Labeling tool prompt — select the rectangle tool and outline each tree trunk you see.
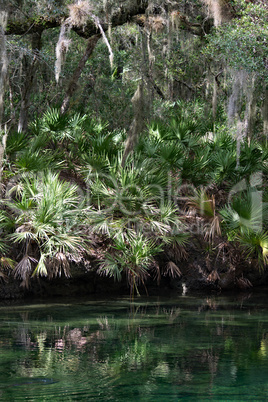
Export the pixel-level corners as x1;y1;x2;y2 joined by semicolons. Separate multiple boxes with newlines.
0;11;8;128
60;34;101;115
0;10;8;196
212;76;217;121
0;124;7;197
244;73;256;141
263;87;268;137
122;81;145;167
17;32;42;132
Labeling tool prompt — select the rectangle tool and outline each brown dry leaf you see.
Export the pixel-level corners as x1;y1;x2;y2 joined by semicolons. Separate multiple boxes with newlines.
207;270;220;282
164;261;182;278
236;277;253;289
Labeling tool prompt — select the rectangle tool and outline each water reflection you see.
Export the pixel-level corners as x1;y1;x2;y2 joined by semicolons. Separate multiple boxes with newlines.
0;294;268;400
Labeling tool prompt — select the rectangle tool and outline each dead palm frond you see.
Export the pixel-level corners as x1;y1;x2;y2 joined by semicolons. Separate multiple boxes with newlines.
236;276;253;289
172;239;188;261
47;252;71;279
163;261;182;279
207;270;220;282
13;255;38;288
187;190;221;241
204;215;221;242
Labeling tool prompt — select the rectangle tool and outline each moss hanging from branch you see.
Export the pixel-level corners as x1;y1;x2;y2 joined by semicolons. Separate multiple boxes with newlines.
68;1;93;26
55;23;72;84
55;0;114;83
55;1;93;83
92;14;114;70
122;81;145;166
202;0;233;26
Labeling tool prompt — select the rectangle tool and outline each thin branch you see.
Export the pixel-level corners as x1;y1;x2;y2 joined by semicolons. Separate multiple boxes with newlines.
92;15;113;69
174;78;195;92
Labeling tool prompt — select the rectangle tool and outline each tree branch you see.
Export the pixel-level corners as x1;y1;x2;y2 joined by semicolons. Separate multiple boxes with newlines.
5;2;150;38
60;34;101;114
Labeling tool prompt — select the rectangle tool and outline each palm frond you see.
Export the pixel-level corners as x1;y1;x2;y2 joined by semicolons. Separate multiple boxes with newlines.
32;253;48;277
98;254;122;281
5;130;28;157
237;230;268;267
236;276;253;289
220;188;264;237
163;261;182;278
99;233;162;294
0;257;15;269
47;252;71;279
13;255;37;288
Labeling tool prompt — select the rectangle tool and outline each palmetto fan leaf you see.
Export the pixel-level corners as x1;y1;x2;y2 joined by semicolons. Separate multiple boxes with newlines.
91;133;121;157
238;141;264;177
220;189;264;237
209;132;236;152
156;142;183;171
81;151;111;178
43;233;84;254
67;113;87;137
0;210;15;233
187;189;215;219
32;252;48;277
30;132;50;153
99;232;163;295
168;117;200;142
136;136;161;158
31;108;89;144
210;149;237;185
236;230;268;267
180;153;211;186
147;202;182;233
39;107;69;136
187;190;221;241
5;130;28;157
163;232;189;262
7;172;85;286
98;253;123;281
163;261;182;279
15;151;57;172
0;239;8;255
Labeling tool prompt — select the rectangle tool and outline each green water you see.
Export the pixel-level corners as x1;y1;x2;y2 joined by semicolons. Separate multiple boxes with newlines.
0;293;268;401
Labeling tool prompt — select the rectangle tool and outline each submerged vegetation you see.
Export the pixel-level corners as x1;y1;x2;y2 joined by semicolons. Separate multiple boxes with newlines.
0;0;267;296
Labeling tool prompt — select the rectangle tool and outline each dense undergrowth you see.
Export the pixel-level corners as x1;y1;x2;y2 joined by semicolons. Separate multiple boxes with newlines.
0;102;267;294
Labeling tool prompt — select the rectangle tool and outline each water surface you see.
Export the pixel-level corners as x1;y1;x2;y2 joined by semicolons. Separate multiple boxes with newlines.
0;292;268;401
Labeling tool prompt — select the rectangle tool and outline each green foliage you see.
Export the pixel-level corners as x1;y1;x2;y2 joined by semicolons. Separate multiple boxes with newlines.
237;230;268;268
220;189;264;237
6;172;85;284
220;186;268;267
99;232;163;296
5;131;28;157
206;1;268;80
